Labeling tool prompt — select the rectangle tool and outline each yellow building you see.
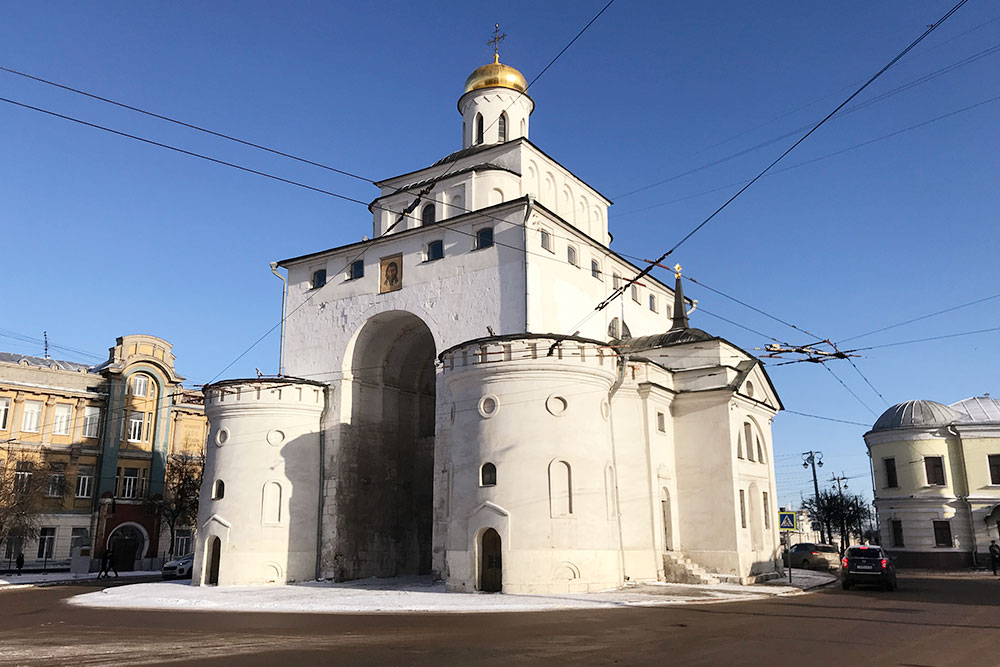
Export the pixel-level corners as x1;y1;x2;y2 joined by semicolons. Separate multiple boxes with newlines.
0;335;206;570
866;397;1000;569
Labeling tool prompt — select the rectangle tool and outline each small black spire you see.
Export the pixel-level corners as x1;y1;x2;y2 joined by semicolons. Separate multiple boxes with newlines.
671;264;689;330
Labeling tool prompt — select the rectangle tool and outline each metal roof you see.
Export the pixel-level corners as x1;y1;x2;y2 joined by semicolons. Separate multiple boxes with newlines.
871;400;964;432
0;351;93;372
950;396;1000;423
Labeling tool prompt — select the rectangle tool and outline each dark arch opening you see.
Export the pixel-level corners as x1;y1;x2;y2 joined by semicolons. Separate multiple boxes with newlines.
475;113;484;145
480;528;502;592
206;536;221;585
481;462;497;487
213;479;225;499
498;112;507;142
338;311;436;579
421;203;435;226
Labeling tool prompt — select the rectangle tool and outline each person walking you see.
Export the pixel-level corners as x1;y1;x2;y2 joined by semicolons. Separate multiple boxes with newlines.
15;552;24;576
989;540;1000;576
98;548;118;579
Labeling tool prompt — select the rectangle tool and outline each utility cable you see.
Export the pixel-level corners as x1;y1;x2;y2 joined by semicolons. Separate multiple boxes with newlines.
836;292;1000;345
592;0;970;319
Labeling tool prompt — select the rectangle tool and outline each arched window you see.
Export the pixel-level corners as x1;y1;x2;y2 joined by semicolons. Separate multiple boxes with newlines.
481;462;497;487
498;112;507;142
549;460;573;517
744;422;755;461
567;246;578;266
591;260;601;279
608;318;620;339
213;480;225;500
475;113;484;145
421;203;435;226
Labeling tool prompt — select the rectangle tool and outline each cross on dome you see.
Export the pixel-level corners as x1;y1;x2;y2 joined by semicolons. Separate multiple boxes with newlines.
488;23;506;64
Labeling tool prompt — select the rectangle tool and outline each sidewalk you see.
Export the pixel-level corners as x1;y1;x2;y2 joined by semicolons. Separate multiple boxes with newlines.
0;570;155;589
67;571;839;614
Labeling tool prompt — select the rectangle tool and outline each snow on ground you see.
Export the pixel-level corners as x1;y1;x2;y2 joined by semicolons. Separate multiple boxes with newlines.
0;570;153;589
67;572;837;614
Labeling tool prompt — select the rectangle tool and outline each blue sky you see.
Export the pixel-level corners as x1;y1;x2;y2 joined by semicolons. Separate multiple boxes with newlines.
2;1;997;507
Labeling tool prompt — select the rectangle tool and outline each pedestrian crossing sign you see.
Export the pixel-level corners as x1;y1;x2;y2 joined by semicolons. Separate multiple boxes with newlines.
778;511;797;532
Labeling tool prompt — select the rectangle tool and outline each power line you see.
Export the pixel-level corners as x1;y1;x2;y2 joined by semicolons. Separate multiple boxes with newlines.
590;0;969;319
780;410;871;428
850;326;1000;352
836;292;1000;345
0;329;104;361
824;364;877;417
612;35;996;201
614;85;999;222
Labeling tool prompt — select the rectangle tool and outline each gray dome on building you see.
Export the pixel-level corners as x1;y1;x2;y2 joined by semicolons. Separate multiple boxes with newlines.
949;396;1000;423
619;328;716;352
871;400;963;432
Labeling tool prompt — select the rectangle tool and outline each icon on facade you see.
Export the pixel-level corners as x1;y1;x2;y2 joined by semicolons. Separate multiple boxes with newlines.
380;254;402;294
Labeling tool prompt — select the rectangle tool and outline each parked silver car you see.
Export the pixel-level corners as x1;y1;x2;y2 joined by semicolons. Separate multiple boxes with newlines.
784;543;840;570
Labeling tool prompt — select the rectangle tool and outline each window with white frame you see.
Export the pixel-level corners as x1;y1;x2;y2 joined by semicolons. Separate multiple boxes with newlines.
0;397;9;430
128;412;144;442
36;527;56;559
988;454;1000;485
121;467;139;499
174;528;193;556
131;375;149;397
46;473;65;497
567;245;578;266
76;466;93;498
631;284;639;303
348;260;364;280
591;259;601;279
22;401;42;433
14;461;33;493
649;294;658;313
82;407;100;438
52;404;72;436
540;229;553;252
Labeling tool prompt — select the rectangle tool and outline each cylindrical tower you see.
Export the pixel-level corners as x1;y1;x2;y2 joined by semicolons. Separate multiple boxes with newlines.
193;378;326;586
458;56;534;149
441;335;620;594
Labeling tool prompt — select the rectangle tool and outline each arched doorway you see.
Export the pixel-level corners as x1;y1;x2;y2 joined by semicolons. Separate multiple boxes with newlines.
339;311;436;579
107;524;145;572
206;536;221;585
661;487;673;551
479;528;502;592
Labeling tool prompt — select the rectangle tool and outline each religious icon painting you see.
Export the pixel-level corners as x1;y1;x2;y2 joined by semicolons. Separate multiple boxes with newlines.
379;254;403;294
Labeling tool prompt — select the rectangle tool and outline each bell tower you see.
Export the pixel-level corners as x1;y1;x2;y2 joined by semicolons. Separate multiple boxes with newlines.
458;25;534;149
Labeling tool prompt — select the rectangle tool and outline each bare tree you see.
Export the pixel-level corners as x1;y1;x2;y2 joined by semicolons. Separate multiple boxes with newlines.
802;490;873;553
147;454;204;558
0;447;62;562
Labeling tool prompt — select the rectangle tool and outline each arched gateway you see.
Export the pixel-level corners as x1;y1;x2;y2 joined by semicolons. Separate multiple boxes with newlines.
336;310;436;579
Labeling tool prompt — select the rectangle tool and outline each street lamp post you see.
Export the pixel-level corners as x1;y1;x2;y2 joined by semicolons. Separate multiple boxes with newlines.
802;451;826;543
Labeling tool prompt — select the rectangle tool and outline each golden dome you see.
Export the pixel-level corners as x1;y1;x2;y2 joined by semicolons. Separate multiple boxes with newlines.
463;55;528;94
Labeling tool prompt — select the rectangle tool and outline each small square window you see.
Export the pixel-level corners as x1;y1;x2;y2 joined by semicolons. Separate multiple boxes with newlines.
426;240;444;262
311;269;327;289
475;227;494;250
989;454;1000;485
933;520;952;547
540;229;553;252
925;456;945;486
349;260;364;280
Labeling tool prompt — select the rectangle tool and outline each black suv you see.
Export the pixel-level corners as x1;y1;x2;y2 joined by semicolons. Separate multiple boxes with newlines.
841;545;897;591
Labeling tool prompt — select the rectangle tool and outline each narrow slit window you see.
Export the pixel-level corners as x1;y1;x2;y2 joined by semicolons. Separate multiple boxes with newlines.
475;113;484;145
567;246;578;266
591;260;601;279
498;112;507;142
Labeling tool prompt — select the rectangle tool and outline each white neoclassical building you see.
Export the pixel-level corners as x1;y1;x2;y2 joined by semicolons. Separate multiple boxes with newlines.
866;396;1000;569
194;55;784;592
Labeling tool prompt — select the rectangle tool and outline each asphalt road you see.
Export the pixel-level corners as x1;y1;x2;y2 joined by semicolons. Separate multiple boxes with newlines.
1;573;999;666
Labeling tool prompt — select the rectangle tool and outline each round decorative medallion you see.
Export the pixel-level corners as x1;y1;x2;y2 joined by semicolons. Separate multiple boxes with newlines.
600;400;611;421
478;395;499;418
215;428;230;446
546;394;568;416
746;381;755;398
266;429;285;447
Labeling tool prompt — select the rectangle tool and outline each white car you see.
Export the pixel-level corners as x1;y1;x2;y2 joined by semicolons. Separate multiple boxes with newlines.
161;553;194;579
